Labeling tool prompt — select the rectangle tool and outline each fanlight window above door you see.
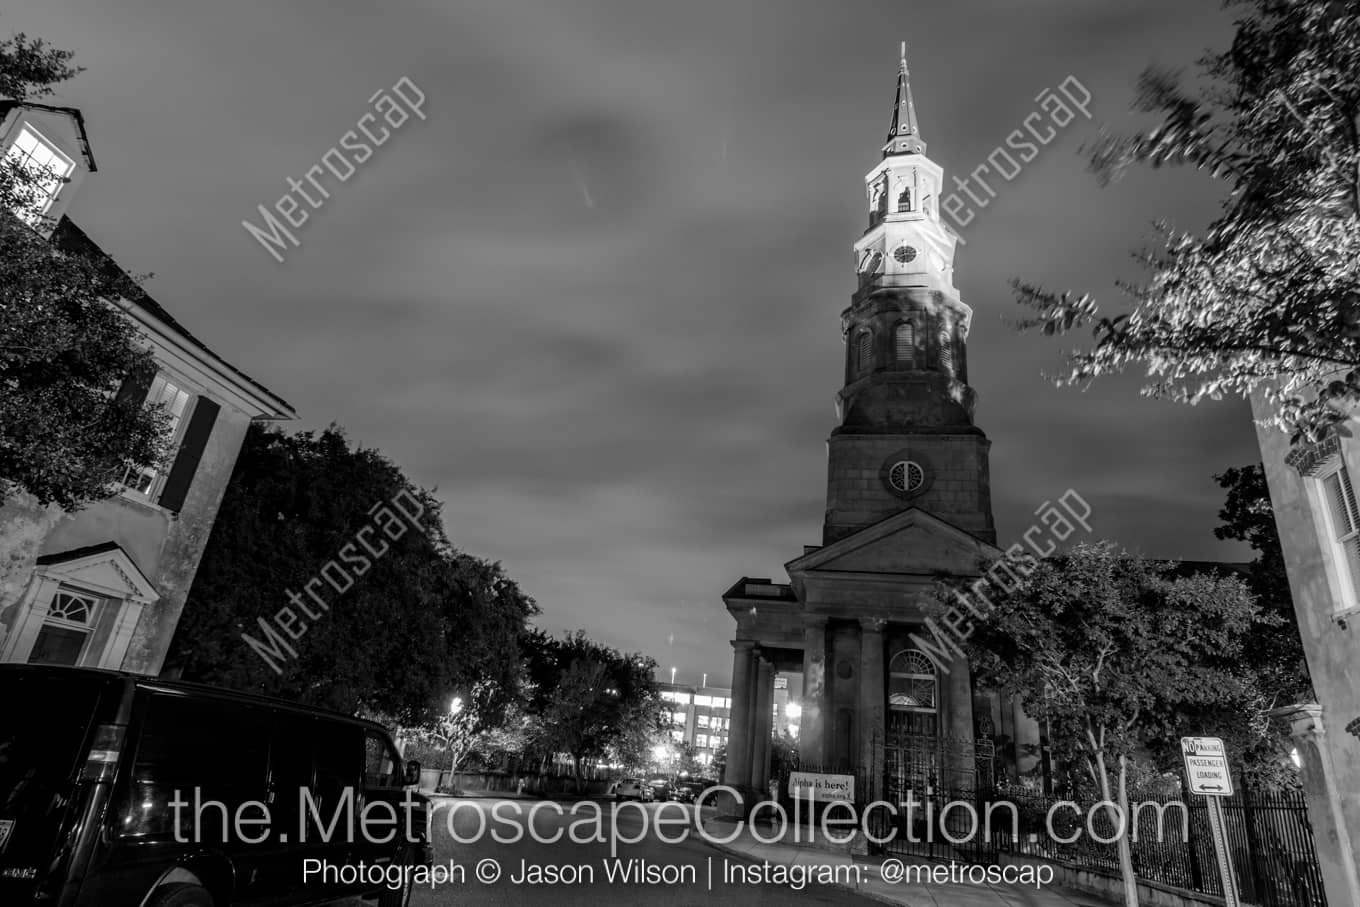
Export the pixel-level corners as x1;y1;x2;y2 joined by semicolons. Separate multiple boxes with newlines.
888;649;937;712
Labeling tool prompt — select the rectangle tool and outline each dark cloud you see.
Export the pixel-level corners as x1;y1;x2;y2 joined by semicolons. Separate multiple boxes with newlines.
7;0;1258;688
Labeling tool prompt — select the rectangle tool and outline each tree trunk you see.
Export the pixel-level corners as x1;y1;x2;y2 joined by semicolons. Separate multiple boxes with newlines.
1093;749;1140;907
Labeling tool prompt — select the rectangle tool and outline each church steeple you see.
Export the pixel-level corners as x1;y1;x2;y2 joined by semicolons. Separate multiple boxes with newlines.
825;44;995;547
883;42;926;157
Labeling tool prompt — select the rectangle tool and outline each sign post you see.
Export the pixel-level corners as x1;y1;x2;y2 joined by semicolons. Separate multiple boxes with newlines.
1181;736;1240;907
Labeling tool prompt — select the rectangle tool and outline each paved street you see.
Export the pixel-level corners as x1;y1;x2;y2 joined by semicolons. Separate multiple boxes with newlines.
401;797;876;906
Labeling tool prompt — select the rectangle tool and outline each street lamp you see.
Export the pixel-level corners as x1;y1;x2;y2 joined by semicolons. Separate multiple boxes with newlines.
447;696;466;787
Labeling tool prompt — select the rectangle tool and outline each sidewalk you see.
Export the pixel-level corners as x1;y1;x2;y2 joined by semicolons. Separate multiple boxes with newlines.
700;817;1119;907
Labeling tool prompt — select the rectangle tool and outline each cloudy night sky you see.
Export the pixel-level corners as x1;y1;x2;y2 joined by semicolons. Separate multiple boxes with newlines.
4;1;1261;688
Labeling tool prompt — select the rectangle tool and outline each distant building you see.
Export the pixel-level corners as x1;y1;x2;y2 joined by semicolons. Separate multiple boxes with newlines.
1251;402;1360;904
656;681;733;769
0;101;296;674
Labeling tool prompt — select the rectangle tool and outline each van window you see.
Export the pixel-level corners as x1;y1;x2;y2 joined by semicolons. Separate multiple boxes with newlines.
121;693;268;839
311;721;360;819
364;730;401;788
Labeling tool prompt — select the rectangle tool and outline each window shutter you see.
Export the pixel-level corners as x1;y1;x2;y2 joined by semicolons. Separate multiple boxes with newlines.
1324;472;1356;537
938;330;954;375
895;323;915;365
857;331;873;373
157;398;219;513
1339;466;1360;528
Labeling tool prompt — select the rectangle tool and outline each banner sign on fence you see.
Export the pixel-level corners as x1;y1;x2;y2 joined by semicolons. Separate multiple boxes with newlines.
789;771;854;802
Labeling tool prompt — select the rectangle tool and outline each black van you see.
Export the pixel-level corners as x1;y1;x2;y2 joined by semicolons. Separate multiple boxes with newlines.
0;665;432;906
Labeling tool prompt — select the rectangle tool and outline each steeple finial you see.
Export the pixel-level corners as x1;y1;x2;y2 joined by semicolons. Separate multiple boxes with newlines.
884;42;925;157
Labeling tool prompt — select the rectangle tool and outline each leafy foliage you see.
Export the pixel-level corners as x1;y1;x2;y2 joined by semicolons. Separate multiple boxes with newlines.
519;629;666;782
166;424;536;725
1213;464;1313;708
1013;0;1360;446
0;30;165;509
964;542;1273;906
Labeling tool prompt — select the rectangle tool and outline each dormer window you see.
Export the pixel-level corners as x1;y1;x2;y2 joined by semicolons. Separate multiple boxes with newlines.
3;125;75;225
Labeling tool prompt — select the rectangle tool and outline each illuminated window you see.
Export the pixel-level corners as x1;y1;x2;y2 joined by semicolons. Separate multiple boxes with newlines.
124;375;192;497
4;125;75;225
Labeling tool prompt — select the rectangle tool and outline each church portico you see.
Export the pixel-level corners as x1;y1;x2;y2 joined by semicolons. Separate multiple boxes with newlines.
720;44;1008;803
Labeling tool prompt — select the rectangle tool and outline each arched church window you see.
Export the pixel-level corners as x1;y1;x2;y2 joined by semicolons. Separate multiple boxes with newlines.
897;186;912;212
895;322;915;366
856;329;874;374
888;650;937;712
938;325;954;376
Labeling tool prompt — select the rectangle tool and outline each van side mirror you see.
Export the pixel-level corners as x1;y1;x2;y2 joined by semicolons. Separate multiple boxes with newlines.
404;760;421;786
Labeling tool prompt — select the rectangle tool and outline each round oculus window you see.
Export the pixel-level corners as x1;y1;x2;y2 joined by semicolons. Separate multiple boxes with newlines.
893;245;918;264
889;460;925;494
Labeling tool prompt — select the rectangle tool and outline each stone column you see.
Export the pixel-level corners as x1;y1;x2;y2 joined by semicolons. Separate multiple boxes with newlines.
941;651;974;791
724;640;755;789
751;656;775;789
1272;704;1360;906
859;619;886;801
800;617;828;766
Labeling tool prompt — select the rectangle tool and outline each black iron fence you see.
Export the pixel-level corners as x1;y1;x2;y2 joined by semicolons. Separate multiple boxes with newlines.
988;786;1327;907
771;765;1326;907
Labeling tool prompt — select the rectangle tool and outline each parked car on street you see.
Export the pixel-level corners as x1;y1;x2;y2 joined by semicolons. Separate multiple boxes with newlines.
0;665;430;907
669;781;699;803
645;776;673;801
614;777;653;801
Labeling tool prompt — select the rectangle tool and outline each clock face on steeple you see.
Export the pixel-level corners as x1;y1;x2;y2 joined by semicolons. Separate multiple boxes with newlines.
859;251;884;275
892;245;917;264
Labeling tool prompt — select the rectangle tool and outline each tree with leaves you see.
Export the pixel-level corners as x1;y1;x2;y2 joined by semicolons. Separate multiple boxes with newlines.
166;424;536;726
964;542;1269;907
520;629;666;788
1;30;166;509
1214;465;1313;704
1014;0;1360;447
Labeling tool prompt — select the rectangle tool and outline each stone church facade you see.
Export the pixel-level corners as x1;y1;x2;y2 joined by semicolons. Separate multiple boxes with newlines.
720;47;1039;800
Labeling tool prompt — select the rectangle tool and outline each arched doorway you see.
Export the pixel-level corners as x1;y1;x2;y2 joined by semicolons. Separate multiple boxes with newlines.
884;649;940;799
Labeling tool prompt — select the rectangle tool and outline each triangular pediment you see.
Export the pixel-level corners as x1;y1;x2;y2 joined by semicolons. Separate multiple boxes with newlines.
786;508;999;579
35;543;158;602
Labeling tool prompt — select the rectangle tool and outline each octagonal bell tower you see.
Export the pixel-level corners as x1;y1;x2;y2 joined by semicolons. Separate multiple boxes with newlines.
825;44;995;545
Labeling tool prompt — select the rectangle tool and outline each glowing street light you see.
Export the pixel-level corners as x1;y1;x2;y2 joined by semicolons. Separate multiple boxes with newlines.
450;696;464;715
